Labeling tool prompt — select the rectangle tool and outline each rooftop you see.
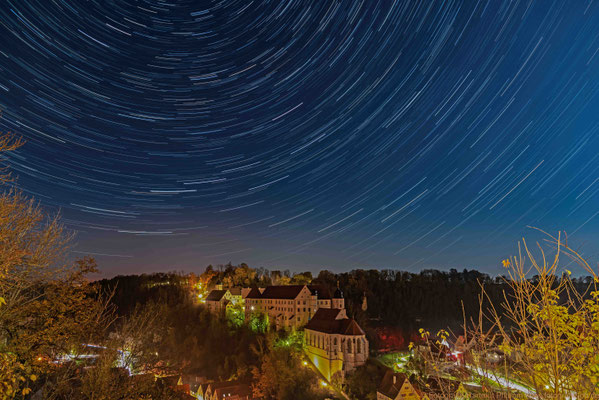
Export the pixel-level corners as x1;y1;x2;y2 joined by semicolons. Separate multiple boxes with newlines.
205;289;228;301
377;370;408;399
260;285;306;299
305;308;365;335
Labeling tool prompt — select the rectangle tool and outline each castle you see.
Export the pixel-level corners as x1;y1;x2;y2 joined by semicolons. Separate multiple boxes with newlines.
206;283;368;381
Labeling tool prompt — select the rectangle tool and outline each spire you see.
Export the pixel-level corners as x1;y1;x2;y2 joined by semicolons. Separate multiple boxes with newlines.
333;280;343;298
361;292;367;311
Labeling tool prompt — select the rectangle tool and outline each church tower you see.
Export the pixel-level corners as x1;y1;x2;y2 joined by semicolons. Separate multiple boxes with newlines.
332;281;344;309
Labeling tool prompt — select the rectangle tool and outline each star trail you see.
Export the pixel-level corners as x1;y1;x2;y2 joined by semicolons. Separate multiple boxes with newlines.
1;0;599;276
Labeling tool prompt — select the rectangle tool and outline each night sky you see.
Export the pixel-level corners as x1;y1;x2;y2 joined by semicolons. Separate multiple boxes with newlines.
1;1;599;277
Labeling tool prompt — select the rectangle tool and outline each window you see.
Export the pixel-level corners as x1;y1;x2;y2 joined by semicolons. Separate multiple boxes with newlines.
357;339;361;353
347;340;352;353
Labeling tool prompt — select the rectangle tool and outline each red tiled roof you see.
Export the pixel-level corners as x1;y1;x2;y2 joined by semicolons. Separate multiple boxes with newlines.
260;285;306;299
311;308;344;321
206;289;228;301
307;285;332;299
337;319;365;335
377;369;407;399
206;380;253;399
305;308;365;335
245;287;262;299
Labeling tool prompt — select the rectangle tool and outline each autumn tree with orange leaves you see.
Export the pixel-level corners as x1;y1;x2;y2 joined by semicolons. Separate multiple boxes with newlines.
0;129;111;399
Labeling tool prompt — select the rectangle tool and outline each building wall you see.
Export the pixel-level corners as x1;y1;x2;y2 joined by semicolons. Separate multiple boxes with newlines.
244;286;350;331
245;286;317;329
206;291;233;315
377;393;393;400
376;382;423;400
304;333;344;382
332;298;344;309
305;329;368;381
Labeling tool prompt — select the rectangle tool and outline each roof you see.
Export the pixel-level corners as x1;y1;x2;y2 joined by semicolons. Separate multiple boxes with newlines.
206;289;228;301
333;287;343;298
311;307;344;321
156;375;181;388
245;287;262;299
305;308;365;335
206;380;252;399
260;285;306;299
229;287;242;296
307;285;332;299
377;370;407;398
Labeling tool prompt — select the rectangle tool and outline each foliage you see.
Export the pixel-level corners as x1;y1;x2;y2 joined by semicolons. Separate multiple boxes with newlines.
96;272;192;317
0;354;36;400
251;343;323;400
248;312;269;334
226;303;246;329
344;359;387;400
484;231;599;398
0;132;111;399
416;230;599;399
45;353;190;400
274;330;305;352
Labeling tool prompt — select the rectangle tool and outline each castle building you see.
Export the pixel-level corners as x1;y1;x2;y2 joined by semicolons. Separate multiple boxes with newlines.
205;289;232;315
243;284;368;381
228;287;251;306
304;308;369;381
205;287;253;315
244;284;344;330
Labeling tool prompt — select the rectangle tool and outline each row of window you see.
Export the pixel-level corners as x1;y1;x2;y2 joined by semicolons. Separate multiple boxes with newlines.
306;333;363;353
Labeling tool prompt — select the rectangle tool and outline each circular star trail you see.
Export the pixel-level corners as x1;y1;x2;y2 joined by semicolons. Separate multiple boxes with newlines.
1;0;599;275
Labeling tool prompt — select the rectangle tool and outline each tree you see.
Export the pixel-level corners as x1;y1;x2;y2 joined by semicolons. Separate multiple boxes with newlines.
418;230;599;399
484;231;599;398
0;132;111;399
344;359;387;400
252;344;323;400
290;272;313;285
0;130;23;186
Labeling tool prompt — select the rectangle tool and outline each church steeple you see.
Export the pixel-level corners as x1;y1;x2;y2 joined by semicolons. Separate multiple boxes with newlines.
332;280;344;309
333;280;343;298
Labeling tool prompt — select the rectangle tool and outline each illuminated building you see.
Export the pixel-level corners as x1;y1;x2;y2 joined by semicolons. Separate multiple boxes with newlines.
198;380;253;400
377;370;430;400
244;284;344;330
304;308;368;382
205;289;232;315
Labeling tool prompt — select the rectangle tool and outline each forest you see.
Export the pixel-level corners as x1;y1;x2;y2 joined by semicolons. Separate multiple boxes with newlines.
99;264;596;349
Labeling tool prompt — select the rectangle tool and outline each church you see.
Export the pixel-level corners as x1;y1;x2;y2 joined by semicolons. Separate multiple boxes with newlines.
304;307;369;381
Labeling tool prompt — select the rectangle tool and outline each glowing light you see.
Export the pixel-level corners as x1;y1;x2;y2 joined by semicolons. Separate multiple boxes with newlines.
320;381;328;387
303;361;308;366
